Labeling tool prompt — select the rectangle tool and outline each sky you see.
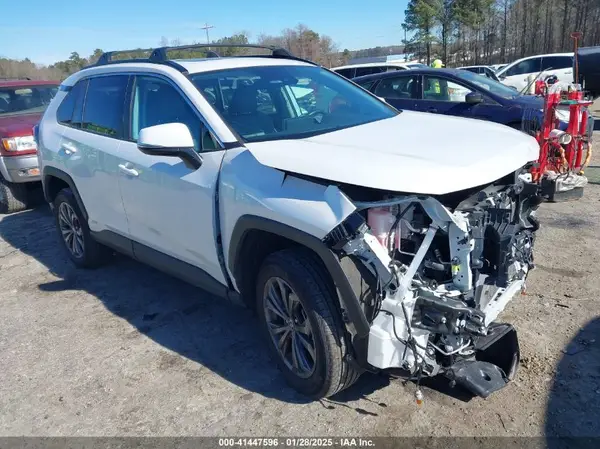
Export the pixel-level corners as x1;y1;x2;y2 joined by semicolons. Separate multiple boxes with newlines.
0;0;409;65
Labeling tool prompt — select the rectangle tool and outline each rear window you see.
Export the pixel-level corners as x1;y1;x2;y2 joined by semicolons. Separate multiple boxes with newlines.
0;85;58;117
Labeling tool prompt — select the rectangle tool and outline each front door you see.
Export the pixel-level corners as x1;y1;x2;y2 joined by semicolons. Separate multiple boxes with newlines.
117;74;227;286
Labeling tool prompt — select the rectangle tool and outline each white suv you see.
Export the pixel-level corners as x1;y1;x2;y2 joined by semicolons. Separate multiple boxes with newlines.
496;53;574;91
37;44;543;400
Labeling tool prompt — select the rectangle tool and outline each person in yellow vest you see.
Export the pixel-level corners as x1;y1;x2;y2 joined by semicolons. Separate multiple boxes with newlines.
429;59;444;95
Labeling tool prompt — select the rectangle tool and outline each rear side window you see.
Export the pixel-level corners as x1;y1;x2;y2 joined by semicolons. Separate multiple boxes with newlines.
374;75;420;99
541;56;573;71
355;66;387;77
57;81;87;126
82;75;129;138
335;68;355;79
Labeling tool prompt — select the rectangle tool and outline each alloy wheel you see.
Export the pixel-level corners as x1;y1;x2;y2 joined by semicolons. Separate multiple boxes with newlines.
58;202;84;258
263;277;317;378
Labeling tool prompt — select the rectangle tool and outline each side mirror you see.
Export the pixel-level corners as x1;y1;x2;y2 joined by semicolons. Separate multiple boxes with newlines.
466;92;484;104
137;123;202;170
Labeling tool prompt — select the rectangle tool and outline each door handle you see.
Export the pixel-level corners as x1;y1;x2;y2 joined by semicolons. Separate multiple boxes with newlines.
427;107;438;113
118;163;139;177
60;142;77;156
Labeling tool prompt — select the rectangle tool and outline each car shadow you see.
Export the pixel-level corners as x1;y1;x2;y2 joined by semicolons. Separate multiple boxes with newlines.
545;317;600;448
0;207;388;404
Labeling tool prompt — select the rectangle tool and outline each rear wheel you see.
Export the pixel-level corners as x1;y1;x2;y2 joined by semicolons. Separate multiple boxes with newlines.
53;188;111;268
256;248;361;398
0;175;28;214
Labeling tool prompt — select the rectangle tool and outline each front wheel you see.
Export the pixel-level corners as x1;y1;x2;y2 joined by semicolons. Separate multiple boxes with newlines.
256;248;361;398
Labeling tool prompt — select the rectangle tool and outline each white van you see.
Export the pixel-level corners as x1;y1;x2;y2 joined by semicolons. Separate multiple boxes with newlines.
332;61;428;79
496;53;574;91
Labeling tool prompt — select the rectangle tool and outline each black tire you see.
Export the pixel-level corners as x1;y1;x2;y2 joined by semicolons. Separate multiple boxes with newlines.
53;188;111;268
256;248;361;398
0;175;28;214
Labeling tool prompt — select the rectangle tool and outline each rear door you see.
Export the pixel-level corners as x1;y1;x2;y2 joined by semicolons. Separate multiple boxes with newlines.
372;74;421;110
541;55;574;83
58;75;131;235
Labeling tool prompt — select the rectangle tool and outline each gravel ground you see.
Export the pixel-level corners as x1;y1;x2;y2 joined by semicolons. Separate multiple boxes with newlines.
0;135;599;438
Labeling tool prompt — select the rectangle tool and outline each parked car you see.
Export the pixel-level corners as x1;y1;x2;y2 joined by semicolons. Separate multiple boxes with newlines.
0;78;59;213
38;45;542;400
458;65;500;81
331;61;427;79
495;53;573;91
353;68;568;132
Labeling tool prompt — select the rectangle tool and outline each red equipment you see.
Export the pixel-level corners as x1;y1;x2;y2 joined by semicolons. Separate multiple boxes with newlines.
530;82;592;201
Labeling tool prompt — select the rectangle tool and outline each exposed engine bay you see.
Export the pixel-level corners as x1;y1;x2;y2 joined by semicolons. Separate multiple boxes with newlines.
324;169;542;397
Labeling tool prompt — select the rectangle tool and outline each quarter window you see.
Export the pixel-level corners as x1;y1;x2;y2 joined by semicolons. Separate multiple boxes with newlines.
82;75;129;138
57;81;87;126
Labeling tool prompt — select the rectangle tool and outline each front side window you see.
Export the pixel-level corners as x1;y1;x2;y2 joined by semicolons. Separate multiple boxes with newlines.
506;58;542;76
0;85;58;117
131;76;216;151
82;75;129;138
374;75;420;99
190;65;397;143
455;70;517;99
423;76;473;102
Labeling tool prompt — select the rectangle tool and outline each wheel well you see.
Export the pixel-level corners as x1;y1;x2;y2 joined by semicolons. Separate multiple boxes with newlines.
45;175;70;203
233;229;330;309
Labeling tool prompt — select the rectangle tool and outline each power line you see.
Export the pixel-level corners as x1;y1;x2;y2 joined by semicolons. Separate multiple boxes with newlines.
200;23;215;44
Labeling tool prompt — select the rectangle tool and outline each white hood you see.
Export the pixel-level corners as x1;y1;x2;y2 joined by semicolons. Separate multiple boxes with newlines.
244;111;540;195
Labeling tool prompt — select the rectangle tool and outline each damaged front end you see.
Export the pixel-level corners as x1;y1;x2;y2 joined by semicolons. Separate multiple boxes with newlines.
324;170;542;398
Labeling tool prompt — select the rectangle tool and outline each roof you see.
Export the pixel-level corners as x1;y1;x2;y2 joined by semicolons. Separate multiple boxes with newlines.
332;61;412;70
352;67;461;83
174;56;312;74
0;80;60;88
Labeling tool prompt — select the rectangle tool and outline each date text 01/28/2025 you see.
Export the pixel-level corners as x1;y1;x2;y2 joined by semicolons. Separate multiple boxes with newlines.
218;438;376;447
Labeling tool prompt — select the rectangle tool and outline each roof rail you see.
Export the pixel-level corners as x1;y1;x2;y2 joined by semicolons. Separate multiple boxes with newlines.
92;44;315;72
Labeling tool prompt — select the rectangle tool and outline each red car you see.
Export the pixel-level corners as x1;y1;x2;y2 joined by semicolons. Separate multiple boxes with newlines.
0;78;59;213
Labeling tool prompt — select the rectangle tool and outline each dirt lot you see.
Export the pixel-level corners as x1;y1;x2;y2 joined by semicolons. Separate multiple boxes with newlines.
1;135;599;438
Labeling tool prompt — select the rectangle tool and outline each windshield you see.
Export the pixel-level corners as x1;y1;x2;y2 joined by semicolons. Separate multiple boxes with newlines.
190;65;397;143
406;63;428;69
455;70;518;99
0;85;58;117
